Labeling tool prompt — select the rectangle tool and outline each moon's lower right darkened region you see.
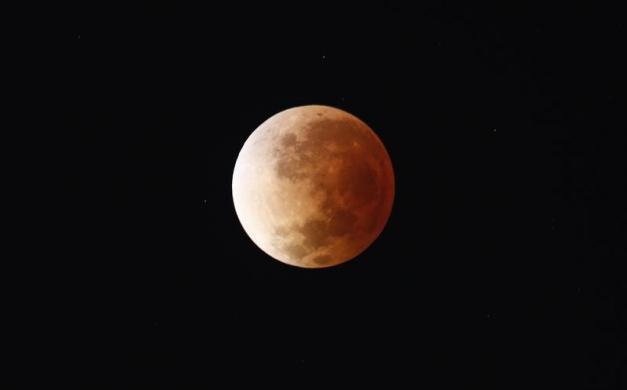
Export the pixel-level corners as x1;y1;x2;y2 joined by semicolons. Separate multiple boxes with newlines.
232;105;395;268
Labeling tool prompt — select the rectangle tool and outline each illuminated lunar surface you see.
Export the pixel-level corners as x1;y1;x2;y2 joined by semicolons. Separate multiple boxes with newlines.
232;105;395;268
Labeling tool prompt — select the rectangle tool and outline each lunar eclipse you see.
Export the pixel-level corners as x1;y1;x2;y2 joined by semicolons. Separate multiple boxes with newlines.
232;105;395;268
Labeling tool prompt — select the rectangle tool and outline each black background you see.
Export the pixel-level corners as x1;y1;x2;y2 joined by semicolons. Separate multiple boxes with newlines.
57;3;625;387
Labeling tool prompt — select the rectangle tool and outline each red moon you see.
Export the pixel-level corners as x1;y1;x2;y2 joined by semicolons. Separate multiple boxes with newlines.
232;105;395;268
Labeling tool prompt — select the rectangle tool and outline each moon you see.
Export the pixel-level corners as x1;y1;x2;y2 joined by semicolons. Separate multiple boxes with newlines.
232;105;395;268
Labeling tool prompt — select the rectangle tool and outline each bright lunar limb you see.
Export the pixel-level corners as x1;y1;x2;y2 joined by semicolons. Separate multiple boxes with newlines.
232;105;395;268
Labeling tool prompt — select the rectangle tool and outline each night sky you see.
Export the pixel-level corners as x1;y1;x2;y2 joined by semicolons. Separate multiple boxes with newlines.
58;3;625;386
